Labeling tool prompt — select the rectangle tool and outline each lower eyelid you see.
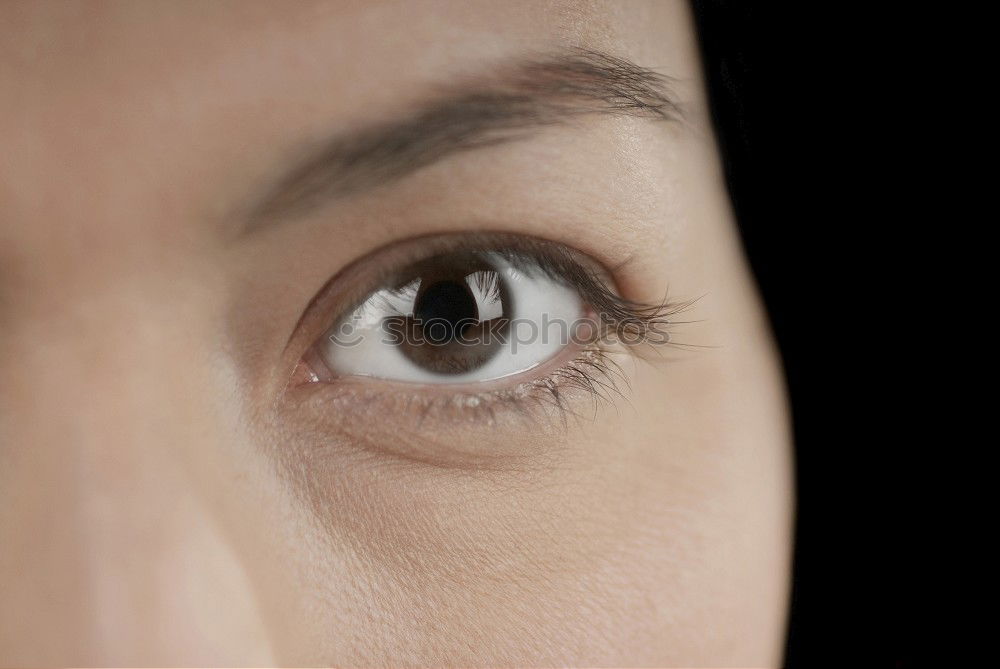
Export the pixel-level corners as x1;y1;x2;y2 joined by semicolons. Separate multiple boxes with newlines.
278;344;630;466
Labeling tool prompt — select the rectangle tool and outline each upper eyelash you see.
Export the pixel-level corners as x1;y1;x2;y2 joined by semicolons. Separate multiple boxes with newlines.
485;245;689;348
324;233;687;347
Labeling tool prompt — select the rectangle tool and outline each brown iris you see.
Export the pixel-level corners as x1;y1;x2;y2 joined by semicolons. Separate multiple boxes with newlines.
382;253;513;375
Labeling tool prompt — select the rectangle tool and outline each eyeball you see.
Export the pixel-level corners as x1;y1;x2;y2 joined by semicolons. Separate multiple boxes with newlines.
317;251;583;384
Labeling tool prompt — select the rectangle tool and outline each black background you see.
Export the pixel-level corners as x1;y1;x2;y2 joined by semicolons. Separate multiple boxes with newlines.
690;3;903;665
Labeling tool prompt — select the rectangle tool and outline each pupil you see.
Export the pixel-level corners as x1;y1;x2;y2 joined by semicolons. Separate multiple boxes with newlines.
390;254;513;376
414;280;478;342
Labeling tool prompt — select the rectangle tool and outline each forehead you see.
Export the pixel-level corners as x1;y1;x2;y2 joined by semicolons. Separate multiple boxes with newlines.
0;1;690;121
0;1;627;96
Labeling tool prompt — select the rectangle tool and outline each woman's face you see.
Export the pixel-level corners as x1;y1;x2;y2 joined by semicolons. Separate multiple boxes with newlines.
0;1;792;665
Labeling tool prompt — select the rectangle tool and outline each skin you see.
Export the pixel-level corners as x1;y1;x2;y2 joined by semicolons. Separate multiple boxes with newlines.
0;1;792;666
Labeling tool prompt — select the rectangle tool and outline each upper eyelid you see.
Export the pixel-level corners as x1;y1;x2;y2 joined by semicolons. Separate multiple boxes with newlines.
282;231;620;352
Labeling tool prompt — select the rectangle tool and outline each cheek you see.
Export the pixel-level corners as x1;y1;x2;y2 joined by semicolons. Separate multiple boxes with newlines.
254;419;713;665
250;344;789;665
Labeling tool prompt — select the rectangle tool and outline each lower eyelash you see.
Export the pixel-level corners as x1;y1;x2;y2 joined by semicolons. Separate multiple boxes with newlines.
476;294;702;425
286;347;626;446
293;342;641;433
434;345;632;425
291;293;698;422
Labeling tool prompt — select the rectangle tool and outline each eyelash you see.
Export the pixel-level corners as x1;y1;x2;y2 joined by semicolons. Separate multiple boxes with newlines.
283;232;695;427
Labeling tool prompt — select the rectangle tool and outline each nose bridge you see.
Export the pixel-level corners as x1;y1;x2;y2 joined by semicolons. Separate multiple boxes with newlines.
1;275;167;440
0;284;178;655
0;268;269;663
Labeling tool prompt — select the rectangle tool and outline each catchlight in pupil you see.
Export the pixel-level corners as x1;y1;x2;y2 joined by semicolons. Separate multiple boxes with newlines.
397;261;513;375
413;280;478;342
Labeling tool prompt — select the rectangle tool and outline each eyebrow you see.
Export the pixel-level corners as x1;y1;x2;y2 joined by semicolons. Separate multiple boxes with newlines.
245;48;680;225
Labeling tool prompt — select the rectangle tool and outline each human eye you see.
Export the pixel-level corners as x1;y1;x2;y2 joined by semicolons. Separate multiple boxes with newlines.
314;247;584;385
285;232;682;428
